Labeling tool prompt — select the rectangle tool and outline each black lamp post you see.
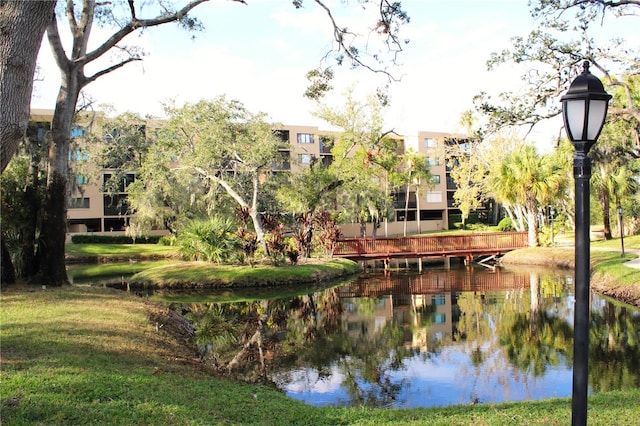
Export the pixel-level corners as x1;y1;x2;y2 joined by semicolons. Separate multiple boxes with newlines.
560;61;611;426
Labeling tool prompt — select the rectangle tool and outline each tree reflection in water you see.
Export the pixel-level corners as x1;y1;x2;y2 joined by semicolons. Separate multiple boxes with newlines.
173;266;640;408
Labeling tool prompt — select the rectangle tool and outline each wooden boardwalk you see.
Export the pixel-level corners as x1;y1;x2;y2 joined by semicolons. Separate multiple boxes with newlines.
333;232;529;261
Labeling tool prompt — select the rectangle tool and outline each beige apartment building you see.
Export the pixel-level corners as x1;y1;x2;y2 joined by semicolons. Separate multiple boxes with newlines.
28;110;470;240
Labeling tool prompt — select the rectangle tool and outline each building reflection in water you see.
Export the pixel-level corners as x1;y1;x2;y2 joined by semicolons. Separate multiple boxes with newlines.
176;266;639;408
337;267;531;355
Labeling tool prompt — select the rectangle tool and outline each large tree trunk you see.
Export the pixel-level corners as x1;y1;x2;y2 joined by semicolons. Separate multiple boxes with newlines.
249;208;268;254
38;77;81;286
1;234;16;284
20;182;40;278
297;211;313;258
20;138;44;278
491;200;500;226
0;1;55;172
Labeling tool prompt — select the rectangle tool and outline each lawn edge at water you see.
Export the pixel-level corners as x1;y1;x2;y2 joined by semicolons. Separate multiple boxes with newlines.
128;258;363;290
501;235;640;308
2;284;640;425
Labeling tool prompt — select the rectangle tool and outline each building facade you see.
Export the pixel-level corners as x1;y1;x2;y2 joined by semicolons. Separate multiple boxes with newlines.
28;110;471;240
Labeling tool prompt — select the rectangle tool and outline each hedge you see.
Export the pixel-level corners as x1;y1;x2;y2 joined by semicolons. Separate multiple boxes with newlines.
70;234;162;244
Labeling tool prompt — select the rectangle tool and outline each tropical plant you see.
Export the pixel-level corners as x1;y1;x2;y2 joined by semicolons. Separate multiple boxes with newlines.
399;148;432;235
176;217;241;263
486;144;565;247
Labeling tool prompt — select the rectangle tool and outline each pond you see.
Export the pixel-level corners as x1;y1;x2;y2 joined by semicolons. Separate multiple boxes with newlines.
154;266;640;408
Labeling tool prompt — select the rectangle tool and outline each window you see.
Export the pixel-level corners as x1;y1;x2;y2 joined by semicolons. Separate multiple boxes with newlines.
69;150;89;161
297;133;314;144
424;138;436;148
103;194;129;216
431;175;441;184
427;156;440;166
274;129;290;143
69;197;90;209
446;176;457;189
298;154;313;164
70;126;84;138
420;210;443;220
396;210;416;222
319;135;334;153
76;175;88;185
432;295;446;305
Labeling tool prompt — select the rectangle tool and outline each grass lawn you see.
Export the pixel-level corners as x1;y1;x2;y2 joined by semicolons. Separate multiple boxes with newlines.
65;243;177;258
2;285;639;425
67;260;175;282
129;258;362;289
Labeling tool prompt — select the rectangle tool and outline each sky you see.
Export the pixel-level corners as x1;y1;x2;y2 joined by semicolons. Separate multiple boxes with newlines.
31;0;637;152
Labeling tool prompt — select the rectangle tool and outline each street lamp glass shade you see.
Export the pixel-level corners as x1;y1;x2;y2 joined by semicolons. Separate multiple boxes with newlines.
560;62;612;143
565;99;586;140
587;100;608;140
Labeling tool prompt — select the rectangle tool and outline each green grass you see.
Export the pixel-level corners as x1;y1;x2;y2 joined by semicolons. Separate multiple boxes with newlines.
502;244;639;284
2;285;639;425
592;251;640;287
130;258;362;289
67;260;175;282
65;243;177;257
592;234;640;250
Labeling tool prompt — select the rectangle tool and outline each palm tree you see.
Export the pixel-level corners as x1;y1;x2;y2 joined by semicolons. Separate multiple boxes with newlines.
400;148;432;236
611;166;639;240
487;145;563;247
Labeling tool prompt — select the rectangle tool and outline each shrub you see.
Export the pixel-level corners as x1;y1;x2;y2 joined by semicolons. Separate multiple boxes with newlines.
176;217;241;263
265;225;286;266
449;214;462;229
285;237;299;265
70;234;162;244
236;227;258;265
497;217;515;232
467;223;490;231
158;235;176;246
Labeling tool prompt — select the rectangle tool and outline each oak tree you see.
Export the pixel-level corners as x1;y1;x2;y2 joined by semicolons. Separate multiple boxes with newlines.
28;0;410;285
0;1;56;173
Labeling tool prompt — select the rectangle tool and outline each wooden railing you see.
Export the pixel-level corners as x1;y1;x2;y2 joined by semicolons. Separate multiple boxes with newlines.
338;269;531;298
333;232;528;260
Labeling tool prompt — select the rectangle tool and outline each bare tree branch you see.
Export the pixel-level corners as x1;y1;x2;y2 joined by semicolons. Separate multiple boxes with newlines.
85;57;142;85
81;0;212;66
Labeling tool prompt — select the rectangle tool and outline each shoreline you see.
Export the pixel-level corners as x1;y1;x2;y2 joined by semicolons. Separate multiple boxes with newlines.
501;246;640;308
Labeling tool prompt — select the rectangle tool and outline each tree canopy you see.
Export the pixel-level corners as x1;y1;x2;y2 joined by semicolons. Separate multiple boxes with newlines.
3;0;411;285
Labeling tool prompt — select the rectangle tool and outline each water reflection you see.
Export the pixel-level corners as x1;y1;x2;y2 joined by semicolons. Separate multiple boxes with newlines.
171;266;640;408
